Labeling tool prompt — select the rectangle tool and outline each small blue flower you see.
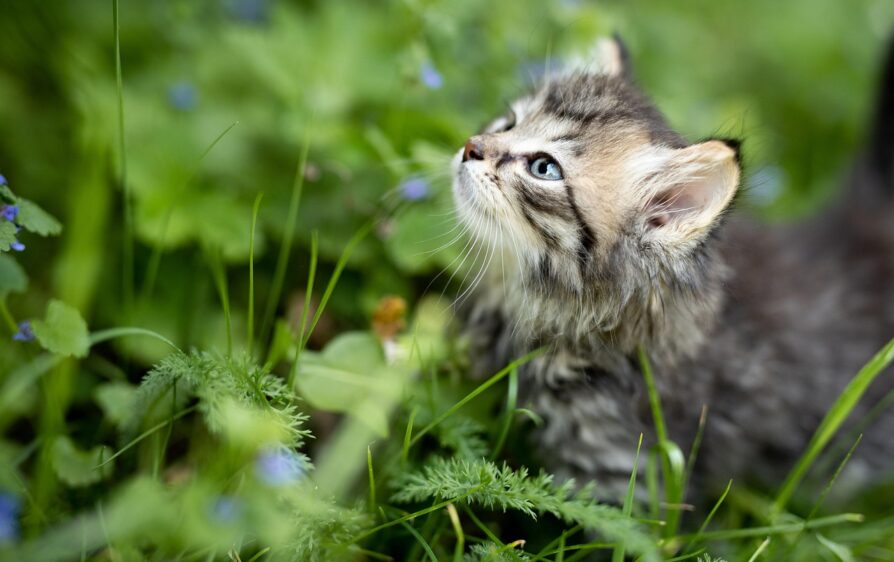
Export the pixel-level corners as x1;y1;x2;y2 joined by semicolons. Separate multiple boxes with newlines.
254;446;306;486
210;495;243;523
2;205;19;222
168;82;198;111
399;177;430;201
9;241;24;252
0;174;7;186
226;0;269;23
420;62;443;90
0;493;21;543
12;321;34;342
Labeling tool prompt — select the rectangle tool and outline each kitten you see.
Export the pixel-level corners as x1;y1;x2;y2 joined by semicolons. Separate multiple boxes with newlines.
453;37;894;498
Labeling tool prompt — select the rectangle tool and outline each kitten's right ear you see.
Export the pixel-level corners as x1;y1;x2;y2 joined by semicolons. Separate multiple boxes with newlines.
639;140;741;245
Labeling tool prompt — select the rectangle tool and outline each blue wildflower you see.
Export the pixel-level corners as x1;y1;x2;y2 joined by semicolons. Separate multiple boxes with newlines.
12;321;34;342
9;241;24;252
0;493;20;544
399;177;430;201
254;446;306;486
210;495;243;523
226;0;269;23
420;62;444;90
168;82;198;112
2;205;19;222
0;174;6;186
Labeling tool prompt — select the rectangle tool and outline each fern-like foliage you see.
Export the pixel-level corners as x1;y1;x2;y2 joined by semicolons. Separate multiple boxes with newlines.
697;556;728;562
435;416;490;459
464;542;531;561
125;350;310;448
392;457;659;561
284;488;370;562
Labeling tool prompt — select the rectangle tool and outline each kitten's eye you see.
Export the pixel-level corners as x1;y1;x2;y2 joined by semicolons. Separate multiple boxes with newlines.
528;155;563;181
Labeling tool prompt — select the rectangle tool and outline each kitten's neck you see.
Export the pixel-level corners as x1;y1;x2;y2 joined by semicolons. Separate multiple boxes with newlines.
479;246;729;364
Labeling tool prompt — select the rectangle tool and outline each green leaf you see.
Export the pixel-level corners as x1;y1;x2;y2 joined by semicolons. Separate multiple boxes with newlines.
51;436;113;487
32;300;90;358
94;382;138;428
0;221;16;252
16;199;62;236
0;184;14;203
297;331;407;436
0;253;28;297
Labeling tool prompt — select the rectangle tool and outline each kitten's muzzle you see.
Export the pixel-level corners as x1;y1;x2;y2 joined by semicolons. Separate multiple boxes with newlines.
462;138;485;162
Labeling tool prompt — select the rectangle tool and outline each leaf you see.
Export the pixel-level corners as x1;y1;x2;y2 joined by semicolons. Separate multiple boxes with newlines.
297;331;407;436
0;184;14;203
0;253;28;297
51;436;113;487
32;300;90;358
15;199;62;236
0;221;16;252
94;382;138;428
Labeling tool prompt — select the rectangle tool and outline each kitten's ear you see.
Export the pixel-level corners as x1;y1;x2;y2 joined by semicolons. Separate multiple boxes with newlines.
642;140;740;244
591;35;629;77
562;35;630;78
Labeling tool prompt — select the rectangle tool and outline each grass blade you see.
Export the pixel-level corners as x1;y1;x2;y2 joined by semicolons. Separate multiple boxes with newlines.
409;348;545;448
260;132;311;347
772;337;894;514
247;193;264;356
613;433;644;562
638;346;685;537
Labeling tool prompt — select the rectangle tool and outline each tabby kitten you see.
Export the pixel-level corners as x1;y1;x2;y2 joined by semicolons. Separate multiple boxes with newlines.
453;37;894;497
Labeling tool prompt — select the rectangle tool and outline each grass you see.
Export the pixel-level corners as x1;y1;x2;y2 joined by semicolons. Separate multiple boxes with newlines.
2;0;894;560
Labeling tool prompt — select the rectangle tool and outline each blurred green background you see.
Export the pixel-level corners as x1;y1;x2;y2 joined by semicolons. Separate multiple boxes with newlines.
2;0;894;559
2;0;893;359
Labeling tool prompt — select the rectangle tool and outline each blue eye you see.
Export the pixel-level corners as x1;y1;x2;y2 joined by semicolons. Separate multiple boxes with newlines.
529;156;563;181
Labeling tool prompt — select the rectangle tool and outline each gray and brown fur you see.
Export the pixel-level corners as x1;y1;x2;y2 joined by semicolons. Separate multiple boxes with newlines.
453;37;894;498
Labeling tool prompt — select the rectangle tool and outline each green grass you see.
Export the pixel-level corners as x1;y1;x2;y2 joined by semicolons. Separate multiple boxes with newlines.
1;0;894;560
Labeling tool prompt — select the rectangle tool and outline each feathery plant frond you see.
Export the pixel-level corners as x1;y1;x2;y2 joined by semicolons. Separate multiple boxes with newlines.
126;350;310;448
464;542;532;561
392;457;660;560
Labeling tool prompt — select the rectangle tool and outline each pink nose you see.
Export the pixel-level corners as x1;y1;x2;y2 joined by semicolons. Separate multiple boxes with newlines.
462;138;484;162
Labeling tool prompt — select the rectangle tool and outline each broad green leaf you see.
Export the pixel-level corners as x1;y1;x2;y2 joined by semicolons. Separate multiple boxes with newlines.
94;382;138;428
297;331;407;436
0;185;14;203
32;299;90;358
16;199;62;236
51;436;113;487
0;253;28;296
0;221;16;252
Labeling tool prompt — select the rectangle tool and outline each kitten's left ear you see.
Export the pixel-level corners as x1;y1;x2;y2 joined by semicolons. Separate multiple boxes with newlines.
591;35;630;78
641;140;741;244
562;35;630;79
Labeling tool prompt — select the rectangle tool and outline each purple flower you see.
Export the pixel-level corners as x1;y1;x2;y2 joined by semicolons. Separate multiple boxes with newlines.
168;82;198;111
254;446;306;486
420;62;443;90
400;177;430;201
210;495;243;523
9;241;24;252
1;205;17;222
0;174;6;186
12;321;34;342
0;493;20;543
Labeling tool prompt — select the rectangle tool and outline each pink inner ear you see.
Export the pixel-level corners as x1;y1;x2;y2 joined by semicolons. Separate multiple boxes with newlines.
645;174;717;229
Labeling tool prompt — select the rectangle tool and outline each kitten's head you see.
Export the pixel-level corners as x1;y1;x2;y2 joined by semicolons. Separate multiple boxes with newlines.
453;37;741;353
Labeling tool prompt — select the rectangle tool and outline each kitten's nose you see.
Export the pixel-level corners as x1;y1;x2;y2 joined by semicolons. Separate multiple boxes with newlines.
462;138;485;162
